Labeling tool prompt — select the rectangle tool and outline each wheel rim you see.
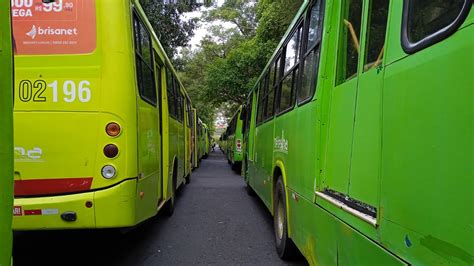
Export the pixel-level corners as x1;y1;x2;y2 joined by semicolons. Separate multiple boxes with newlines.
276;195;284;240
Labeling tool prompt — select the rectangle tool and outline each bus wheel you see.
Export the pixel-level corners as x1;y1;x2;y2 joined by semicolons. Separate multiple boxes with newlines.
274;177;297;260
165;169;177;217
185;173;191;184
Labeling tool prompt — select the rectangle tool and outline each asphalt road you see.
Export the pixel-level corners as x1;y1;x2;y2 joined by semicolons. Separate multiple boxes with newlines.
13;151;307;266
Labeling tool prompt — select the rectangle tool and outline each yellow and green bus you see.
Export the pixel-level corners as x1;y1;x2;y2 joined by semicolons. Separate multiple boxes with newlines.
225;106;243;171
190;107;199;169
12;0;192;230
196;118;209;162
204;123;210;157
244;0;473;264
218;131;227;154
0;2;14;264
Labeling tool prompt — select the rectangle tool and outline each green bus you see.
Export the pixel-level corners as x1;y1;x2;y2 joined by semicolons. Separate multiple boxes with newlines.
12;0;193;230
244;0;473;264
196;118;208;163
225;106;244;171
191;107;198;169
218;132;227;154
0;2;13;264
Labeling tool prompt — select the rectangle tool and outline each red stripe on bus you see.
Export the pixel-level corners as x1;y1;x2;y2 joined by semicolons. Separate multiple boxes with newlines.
14;178;93;196
24;210;42;216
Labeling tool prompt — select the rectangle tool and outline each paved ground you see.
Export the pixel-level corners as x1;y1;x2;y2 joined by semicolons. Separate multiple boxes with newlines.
13;151;307;266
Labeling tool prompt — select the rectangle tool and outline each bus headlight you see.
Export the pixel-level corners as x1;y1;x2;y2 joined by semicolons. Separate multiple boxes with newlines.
101;165;116;179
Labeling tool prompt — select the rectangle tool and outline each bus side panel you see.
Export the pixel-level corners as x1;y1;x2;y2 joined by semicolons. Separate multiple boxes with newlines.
234;116;243;163
185;120;191;176
168;118;180;185
252;121;275;211
287;189;406;266
227;134;234;162
380;25;474;265
135;98;161;223
0;3;14;261
178;120;185;182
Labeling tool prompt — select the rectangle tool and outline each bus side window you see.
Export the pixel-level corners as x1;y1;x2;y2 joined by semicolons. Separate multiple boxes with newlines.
298;0;324;103
265;55;281;120
154;51;163;102
173;78;181;122
179;91;185;122
257;79;265;124
364;0;389;71
133;12;156;106
187;99;193;128
166;69;176;118
279;23;302;113
402;0;469;53
336;0;363;85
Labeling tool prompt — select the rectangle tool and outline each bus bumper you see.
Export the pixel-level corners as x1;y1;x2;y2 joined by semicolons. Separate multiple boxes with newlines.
13;179;137;230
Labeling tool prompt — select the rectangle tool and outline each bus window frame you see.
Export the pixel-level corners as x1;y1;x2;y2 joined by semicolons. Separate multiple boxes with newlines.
401;0;472;54
154;50;164;134
132;10;157;107
176;88;184;124
166;68;178;120
277;19;304;117
261;52;283;124
297;0;325;107
186;98;193;129
256;75;267;126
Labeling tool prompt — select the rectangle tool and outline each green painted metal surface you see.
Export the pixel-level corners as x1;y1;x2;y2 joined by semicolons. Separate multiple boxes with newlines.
0;2;13;265
245;0;473;264
226;106;244;164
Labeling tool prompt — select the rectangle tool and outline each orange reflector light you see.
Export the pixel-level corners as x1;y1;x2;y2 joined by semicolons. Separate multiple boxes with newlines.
104;144;119;158
106;122;121;137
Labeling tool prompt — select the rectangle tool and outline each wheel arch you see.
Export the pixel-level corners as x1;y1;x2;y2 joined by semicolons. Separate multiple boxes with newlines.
168;156;178;196
273;160;293;237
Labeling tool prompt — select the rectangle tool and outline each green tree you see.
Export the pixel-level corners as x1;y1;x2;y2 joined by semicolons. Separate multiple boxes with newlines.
180;0;304;126
139;0;212;59
204;0;258;38
256;0;303;44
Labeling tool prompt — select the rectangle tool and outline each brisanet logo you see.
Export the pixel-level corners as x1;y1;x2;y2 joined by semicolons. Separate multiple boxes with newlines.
26;25;36;39
26;25;79;39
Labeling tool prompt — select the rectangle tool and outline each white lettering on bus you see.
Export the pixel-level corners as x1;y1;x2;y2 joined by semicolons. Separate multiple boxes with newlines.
11;8;33;17
48;80;92;103
38;27;78;36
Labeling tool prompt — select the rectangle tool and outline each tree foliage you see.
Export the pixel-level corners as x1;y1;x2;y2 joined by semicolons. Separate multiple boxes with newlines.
204;0;258;38
139;0;212;60
179;0;303;130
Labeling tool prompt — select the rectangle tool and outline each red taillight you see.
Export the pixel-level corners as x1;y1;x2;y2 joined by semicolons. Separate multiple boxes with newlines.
104;144;119;158
106;122;121;137
237;139;241;147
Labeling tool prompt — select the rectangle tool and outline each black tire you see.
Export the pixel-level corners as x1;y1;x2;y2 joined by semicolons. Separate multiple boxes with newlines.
274;177;298;260
232;162;241;173
185;173;191;184
165;167;177;217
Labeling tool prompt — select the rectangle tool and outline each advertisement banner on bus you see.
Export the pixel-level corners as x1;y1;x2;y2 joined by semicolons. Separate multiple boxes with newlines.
11;0;96;55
